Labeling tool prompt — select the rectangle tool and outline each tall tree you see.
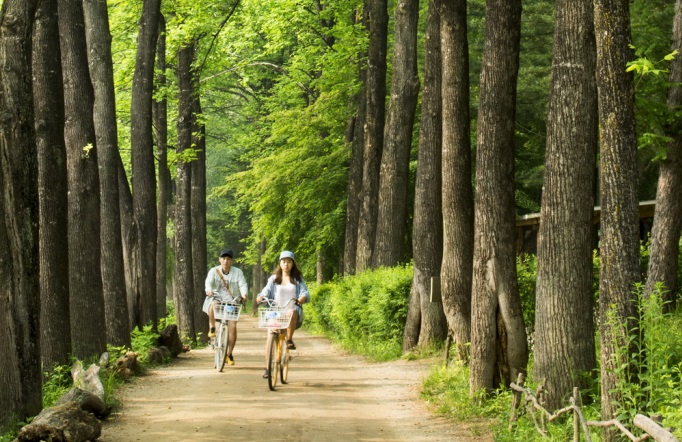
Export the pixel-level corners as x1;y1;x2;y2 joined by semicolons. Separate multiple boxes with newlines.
533;0;598;411
84;0;131;348
469;0;528;396
343;4;368;276
130;0;161;329
154;15;170;321
191;97;208;343
59;0;107;359
355;0;388;272
440;0;474;361
174;42;197;340
594;0;641;431
0;0;42;423
644;0;682;313
33;0;71;371
403;0;446;350
373;0;420;267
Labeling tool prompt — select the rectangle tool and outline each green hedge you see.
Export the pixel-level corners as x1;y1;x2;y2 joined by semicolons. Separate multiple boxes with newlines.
305;265;413;361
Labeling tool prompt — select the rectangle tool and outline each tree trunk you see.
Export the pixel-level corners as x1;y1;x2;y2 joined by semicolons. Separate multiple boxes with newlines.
533;0;598;411
343;70;365;276
644;0;682;313
594;0;640;432
174;43;197;341
405;0;446;350
469;0;527;397
440;0;473;361
0;0;42;423
118;156;139;331
191;97;207;344
59;0;107;360
154;15;170;322
373;0;420;268
131;0;161;329
33;0;71;372
355;0;388;272
84;0;131;348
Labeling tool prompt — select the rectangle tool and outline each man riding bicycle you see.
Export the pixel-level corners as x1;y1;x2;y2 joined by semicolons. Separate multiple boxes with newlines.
203;248;248;365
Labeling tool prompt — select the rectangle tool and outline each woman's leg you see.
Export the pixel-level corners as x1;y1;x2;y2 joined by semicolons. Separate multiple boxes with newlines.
286;310;299;343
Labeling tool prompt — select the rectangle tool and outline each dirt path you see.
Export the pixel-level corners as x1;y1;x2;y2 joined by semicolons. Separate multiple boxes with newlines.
99;316;492;441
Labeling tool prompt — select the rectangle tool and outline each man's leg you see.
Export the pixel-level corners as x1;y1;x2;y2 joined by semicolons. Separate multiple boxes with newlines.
227;320;237;355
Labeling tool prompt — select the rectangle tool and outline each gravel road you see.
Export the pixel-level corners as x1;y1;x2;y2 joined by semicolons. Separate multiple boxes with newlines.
99;315;492;441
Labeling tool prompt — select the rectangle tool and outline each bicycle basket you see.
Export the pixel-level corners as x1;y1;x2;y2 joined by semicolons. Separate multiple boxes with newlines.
214;302;242;321
258;307;292;329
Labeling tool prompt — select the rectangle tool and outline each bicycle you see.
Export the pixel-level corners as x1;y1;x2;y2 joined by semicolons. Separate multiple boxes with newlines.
257;298;298;391
211;298;243;372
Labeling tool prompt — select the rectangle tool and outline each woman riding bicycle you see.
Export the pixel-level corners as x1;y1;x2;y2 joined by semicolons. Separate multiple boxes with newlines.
256;250;310;378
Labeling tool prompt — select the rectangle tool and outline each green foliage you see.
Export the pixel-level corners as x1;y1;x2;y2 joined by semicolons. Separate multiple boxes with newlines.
305;265;413;361
607;285;682;434
517;254;538;333
42;364;73;408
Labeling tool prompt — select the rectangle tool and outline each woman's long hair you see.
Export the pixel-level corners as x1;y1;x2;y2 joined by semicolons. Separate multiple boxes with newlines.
273;260;303;284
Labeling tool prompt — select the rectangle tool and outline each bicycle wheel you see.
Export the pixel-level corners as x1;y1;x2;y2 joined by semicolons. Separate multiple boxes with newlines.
280;340;290;384
267;332;279;391
217;322;229;372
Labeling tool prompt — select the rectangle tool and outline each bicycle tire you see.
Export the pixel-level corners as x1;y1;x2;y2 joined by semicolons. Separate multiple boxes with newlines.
267;332;279;391
280;338;290;384
217;322;229;372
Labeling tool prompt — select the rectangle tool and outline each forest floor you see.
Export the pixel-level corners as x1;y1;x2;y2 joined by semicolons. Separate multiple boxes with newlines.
99;315;493;441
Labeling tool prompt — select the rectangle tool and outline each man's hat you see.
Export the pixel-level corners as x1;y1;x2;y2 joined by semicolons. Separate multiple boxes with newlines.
219;249;233;258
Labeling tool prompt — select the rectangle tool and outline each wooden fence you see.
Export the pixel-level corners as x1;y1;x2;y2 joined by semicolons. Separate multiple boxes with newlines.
509;373;679;442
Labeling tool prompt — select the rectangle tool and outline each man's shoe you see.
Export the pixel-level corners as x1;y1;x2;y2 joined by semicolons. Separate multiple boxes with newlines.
208;327;216;338
227;354;235;365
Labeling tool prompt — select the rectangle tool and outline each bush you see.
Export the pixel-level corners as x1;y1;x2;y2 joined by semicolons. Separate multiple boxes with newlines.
306;265;412;361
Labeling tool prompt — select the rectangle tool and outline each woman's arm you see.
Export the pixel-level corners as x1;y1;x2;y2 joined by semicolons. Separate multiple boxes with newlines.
257;276;276;302
297;279;310;304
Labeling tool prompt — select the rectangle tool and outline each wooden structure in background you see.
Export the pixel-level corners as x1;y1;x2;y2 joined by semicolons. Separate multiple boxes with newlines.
515;200;656;255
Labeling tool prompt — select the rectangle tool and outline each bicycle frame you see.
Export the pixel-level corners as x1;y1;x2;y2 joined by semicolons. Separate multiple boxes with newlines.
258;298;297;391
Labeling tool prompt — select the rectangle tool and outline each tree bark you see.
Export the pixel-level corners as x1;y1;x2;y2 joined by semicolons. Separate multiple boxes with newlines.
644;0;682;313
404;0;446;350
594;0;641;432
0;0;42;424
154;15;170;322
191;97;207;344
118;156;139;331
59;0;107;360
84;0;131;348
131;0;161;329
440;0;473;361
373;0;420;268
33;0;71;372
533;0;598;411
174;43;197;341
469;0;527;397
355;0;388;272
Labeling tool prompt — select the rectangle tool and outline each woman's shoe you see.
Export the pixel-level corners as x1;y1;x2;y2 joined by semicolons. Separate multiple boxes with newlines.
287;340;296;350
262;369;269;379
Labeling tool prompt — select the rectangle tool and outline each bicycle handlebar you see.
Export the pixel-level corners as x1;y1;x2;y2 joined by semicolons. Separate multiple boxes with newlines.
257;297;299;308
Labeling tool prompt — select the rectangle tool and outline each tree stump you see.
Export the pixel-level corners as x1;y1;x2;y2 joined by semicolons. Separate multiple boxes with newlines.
158;324;183;357
71;361;105;402
15;402;101;442
56;388;108;419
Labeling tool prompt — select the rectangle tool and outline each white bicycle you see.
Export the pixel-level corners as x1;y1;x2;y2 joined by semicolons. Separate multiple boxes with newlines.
212;299;243;372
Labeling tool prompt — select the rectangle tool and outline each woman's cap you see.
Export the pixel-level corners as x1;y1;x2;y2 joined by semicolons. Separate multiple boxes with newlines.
219;249;233;258
279;250;295;262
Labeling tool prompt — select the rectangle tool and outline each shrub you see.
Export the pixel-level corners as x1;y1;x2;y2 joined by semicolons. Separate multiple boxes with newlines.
306;265;412;361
